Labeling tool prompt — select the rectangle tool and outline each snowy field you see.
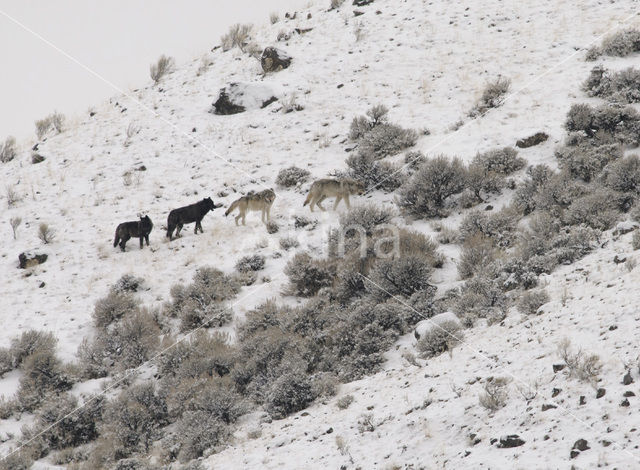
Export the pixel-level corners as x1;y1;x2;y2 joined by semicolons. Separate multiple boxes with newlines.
1;0;640;467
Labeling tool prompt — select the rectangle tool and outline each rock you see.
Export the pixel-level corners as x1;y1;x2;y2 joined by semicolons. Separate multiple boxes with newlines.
337;83;344;89
602;440;612;447
294;27;313;35
354;10;365;16
515;132;549;148
497;435;525;448
31;153;46;164
552;388;561;398
579;396;586;405
39;282;45;288
620;398;630;407
261;47;292;73
484;205;493;211
541;404;557;411
596;388;606;399
353;0;374;5
192;127;197;132
613;255;627;264
18;252;48;269
570;450;580;459
573;439;590;452
553;364;566;373
613;221;637;236
623;391;635;397
609;325;618;331
211;83;278;115
326;427;333;434
623;371;634;385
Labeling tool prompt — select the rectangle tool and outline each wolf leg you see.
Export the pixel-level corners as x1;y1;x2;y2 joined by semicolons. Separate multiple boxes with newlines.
333;195;342;210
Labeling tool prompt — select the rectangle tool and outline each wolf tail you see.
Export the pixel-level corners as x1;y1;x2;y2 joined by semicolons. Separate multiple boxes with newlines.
303;190;313;207
225;200;238;217
113;230;119;248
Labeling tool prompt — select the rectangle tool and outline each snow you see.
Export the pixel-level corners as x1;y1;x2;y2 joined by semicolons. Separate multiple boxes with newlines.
224;82;281;111
1;0;640;467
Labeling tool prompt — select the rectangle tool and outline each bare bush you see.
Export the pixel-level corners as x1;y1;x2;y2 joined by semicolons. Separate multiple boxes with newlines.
557;338;602;384
458;207;519;248
398;155;467;218
10;330;57;369
32;393;103;451
221;23;253;52
588;28;640;60
9;216;21;239
349;104;388;141
473;147;525;175
149;54;175;83
416;320;463;358
367;257;434;300
517;289;549;315
266;369;316;418
17;350;72;411
93;290;140;328
0;136;17;163
337;394;354;409
330;0;345;9
101;383;168;457
285;252;335;297
280;94;304;113
38;223;55;244
339;203;395;236
6;185;21;208
279;236;300;251
78;311;160;377
124;122;141;146
584;66;640;103
458;235;498;279
478;377;509;411
236;254;266;273
35;112;65;139
270;12;280;24
469;78;511;117
276;166;310;187
176;411;229;462
345;151;405;192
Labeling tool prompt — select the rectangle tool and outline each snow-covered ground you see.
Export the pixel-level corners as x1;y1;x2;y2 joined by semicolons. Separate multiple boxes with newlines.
1;0;640;467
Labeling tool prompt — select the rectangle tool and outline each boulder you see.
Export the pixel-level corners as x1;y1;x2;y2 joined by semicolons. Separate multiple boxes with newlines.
497;435;525;448
19;251;48;269
211;83;278;115
261;47;292;73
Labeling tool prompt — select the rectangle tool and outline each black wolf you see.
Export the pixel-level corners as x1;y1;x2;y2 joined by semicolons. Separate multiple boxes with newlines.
114;215;153;251
166;197;222;240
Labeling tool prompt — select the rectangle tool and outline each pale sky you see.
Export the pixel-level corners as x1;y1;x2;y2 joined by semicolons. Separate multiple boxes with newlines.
0;0;309;140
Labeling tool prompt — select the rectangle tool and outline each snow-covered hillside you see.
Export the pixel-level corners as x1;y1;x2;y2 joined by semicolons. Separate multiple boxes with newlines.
1;0;640;468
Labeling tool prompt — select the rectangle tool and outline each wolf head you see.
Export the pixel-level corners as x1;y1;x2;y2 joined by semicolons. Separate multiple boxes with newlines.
203;197;215;210
347;179;365;195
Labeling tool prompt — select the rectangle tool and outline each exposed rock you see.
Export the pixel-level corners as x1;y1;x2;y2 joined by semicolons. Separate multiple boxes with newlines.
552;388;561;398
261;47;292;73
516;132;549;148
613;221;637;236
596;388;606;399
570;450;580;459
623;391;635;397
620;398;630;407
553;364;565;373
31;153;46;164
18;252;48;269
613;255;627;264
579;396;586;405
497;435;525;448
541;404;557;411
573;439;590;452
353;0;374;5
623;370;634;385
354;10;365;16
211;83;279;115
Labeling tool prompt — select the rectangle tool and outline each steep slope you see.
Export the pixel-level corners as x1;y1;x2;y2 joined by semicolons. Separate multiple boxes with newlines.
0;0;639;467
